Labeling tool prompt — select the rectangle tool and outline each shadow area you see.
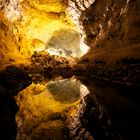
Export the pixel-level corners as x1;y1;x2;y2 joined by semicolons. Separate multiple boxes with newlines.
76;76;140;140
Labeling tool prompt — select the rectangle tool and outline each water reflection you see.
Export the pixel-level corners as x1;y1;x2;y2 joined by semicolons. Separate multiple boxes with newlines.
76;76;140;140
46;79;81;103
16;77;90;140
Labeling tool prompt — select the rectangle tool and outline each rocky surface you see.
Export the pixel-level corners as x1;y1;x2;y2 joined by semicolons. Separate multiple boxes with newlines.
75;61;140;88
21;50;140;87
0;0;79;76
0;0;140;140
27;51;73;82
79;0;140;63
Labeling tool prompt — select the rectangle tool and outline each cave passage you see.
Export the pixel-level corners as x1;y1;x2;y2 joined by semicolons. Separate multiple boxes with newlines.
46;29;87;58
0;0;140;140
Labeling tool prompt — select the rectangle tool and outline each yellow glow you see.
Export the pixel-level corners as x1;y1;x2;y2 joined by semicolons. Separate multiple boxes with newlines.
16;82;81;120
18;1;78;55
0;0;87;68
0;0;77;64
30;39;46;52
25;1;66;12
15;78;89;140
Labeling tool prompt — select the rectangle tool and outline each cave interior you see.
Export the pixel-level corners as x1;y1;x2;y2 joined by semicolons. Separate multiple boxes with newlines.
0;0;140;140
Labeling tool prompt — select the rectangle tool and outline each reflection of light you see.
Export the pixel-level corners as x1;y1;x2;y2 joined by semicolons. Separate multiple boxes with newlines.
80;84;90;98
46;48;67;57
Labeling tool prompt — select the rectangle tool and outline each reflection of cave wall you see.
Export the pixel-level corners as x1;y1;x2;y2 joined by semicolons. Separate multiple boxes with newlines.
78;79;140;140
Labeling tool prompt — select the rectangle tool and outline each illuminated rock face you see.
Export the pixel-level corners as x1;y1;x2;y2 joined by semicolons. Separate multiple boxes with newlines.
0;0;139;66
67;0;95;56
46;29;82;57
1;0;99;70
0;0;79;69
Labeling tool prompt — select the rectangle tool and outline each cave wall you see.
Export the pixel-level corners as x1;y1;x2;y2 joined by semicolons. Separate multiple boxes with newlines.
0;0;140;66
77;0;140;63
0;0;77;70
69;0;140;86
0;12;19;67
73;0;140;139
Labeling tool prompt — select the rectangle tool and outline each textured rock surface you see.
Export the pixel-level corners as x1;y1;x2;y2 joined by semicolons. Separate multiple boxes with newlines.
0;0;140;140
79;0;140;63
71;0;140;139
0;0;78;70
69;0;140;87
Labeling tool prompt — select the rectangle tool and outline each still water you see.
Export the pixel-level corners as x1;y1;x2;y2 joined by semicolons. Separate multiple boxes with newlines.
16;76;140;140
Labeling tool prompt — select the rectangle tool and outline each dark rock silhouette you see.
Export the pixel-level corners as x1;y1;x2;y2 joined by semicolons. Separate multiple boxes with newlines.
0;66;32;140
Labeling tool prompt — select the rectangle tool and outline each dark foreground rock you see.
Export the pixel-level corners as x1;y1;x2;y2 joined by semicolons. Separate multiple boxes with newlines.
75;60;140;88
0;66;32;140
77;77;140;140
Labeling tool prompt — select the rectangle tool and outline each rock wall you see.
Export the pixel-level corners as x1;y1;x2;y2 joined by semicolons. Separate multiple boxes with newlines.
73;0;140;139
71;0;140;86
77;0;140;63
0;0;77;70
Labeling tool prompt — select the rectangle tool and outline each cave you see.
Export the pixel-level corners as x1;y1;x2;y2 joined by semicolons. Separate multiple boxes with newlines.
0;0;140;140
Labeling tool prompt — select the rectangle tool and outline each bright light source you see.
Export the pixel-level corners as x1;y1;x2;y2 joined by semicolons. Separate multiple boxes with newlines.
4;0;21;22
46;48;67;57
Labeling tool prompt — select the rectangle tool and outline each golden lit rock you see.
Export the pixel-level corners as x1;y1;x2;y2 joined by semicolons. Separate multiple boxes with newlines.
0;0;78;68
